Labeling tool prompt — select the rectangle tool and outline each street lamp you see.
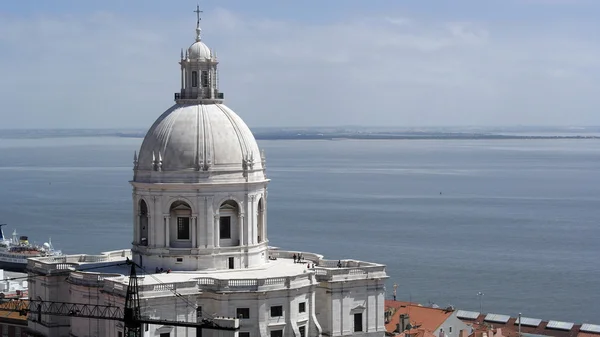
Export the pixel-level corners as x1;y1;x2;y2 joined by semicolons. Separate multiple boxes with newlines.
393;284;398;301
477;292;484;312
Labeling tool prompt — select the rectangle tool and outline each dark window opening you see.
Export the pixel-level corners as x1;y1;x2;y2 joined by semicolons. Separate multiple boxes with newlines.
239;333;250;337
192;71;198;87
299;302;306;313
220;216;231;239
228;257;235;269
201;70;209;87
176;257;183;263
270;305;283;317
354;313;363;332
236;308;250;319
270;330;283;337
299;326;306;337
160;333;170;337
177;217;190;240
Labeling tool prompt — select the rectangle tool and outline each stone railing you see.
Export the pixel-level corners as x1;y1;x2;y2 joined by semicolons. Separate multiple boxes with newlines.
313;264;387;282
28;250;131;275
68;271;122;287
103;277;128;297
196;274;312;292
104;272;315;298
103;277;201;298
268;249;323;262
28;260;79;275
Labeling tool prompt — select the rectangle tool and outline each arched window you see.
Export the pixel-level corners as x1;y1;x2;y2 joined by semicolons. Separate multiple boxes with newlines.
191;71;198;87
201;70;209;88
219;200;239;246
170;201;192;243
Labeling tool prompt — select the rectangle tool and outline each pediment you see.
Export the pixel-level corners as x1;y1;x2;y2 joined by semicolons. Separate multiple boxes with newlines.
351;305;366;313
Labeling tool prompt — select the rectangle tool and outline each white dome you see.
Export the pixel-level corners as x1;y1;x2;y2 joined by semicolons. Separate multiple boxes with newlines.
135;104;265;183
188;41;211;59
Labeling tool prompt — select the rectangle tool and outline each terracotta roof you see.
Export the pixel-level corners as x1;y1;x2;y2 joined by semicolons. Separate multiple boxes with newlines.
398;328;438;337
385;300;454;334
0;300;28;321
461;314;591;337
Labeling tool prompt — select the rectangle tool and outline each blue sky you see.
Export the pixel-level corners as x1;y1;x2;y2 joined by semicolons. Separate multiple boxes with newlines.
1;0;599;128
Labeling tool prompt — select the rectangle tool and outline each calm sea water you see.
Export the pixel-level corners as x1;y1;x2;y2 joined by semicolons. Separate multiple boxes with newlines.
0;137;598;322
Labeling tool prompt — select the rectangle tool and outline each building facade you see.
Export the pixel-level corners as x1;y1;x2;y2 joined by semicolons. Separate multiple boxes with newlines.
26;7;388;337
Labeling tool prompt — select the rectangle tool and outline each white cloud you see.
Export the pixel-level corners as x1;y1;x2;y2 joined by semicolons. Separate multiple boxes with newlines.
0;8;599;129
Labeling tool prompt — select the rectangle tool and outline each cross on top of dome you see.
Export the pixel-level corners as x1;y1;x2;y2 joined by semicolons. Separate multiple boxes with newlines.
194;4;203;42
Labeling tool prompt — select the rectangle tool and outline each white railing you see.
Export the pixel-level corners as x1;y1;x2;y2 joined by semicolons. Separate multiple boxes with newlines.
267;248;386;281
68;271;122;287
28;250;132;274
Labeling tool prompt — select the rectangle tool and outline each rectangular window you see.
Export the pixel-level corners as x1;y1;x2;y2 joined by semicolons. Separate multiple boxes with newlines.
270;305;283;317
299;302;306;313
220;216;231;239
118;332;123;337
192;71;198;87
201;70;209;87
354;313;363;332
177;217;190;240
449;327;452;333
299;326;306;337
270;330;283;337
160;333;170;337
240;333;250;337
237;308;250;319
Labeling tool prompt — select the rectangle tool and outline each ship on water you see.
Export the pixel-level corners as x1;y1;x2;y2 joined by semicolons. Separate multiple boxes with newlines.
0;224;62;272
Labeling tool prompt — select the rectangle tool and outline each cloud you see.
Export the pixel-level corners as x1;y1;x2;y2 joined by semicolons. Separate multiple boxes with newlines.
0;7;599;129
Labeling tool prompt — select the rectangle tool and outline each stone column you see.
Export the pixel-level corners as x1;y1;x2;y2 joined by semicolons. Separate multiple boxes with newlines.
181;66;184;91
247;196;253;245
164;216;170;247
238;213;244;246
210;67;215;99
191;215;197;248
147;213;151;247
133;211;139;245
150;196;157;248
214;214;220;248
263;197;268;243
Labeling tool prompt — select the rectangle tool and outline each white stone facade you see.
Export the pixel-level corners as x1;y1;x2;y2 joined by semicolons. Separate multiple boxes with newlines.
25;7;388;337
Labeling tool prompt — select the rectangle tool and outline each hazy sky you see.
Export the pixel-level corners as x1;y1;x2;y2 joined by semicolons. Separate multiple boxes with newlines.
1;0;599;129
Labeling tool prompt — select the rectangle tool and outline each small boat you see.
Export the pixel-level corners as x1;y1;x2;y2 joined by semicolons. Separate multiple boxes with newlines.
0;224;62;273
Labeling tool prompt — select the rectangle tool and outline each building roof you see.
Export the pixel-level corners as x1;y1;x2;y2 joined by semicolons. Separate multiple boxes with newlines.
397;328;437;337
0;300;28;322
460;313;600;337
385;300;454;334
135;103;265;183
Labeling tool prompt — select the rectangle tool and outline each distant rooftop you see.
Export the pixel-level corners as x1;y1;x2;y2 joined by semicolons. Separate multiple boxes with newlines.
457;311;600;337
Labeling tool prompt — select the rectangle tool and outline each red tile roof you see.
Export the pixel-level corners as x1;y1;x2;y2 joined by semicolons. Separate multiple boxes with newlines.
385;300;454;334
461;314;592;337
0;300;28;322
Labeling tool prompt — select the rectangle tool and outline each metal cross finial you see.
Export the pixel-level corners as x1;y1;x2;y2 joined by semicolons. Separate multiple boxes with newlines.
194;4;203;25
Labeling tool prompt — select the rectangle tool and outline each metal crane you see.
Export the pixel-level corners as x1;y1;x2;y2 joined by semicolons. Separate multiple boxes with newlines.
0;258;238;337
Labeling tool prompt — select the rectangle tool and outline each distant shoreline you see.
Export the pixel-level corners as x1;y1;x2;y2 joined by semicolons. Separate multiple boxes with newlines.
1;129;600;140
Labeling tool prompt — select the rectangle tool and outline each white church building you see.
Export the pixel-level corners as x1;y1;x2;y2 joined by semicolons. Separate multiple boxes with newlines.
26;8;388;337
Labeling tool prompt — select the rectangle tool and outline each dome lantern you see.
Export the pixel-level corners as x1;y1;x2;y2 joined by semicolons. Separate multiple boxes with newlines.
175;4;223;104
